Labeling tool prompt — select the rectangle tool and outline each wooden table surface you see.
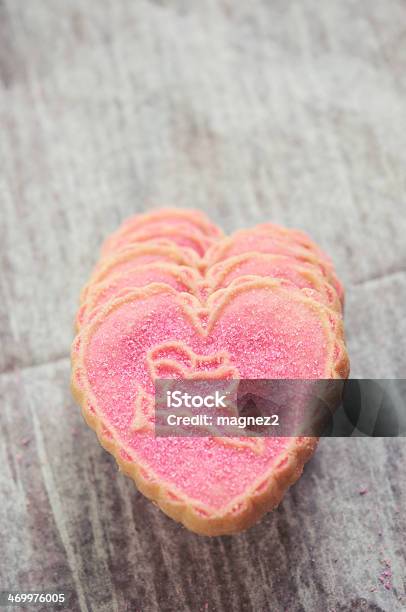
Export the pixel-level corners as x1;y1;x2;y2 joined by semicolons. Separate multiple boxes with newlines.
0;1;405;611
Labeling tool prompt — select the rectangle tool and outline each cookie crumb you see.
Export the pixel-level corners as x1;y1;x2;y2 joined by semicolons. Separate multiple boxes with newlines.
378;558;393;591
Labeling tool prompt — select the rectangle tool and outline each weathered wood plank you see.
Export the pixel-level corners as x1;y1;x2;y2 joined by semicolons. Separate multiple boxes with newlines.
1;1;405;610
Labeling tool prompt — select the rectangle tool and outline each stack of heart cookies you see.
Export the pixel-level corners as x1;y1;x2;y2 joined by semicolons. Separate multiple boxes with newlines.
72;208;349;535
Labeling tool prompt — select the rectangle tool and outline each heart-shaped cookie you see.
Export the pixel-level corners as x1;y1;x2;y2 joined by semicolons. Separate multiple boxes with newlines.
72;209;349;535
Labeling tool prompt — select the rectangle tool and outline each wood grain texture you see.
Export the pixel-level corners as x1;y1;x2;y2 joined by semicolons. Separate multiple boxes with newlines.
0;1;405;610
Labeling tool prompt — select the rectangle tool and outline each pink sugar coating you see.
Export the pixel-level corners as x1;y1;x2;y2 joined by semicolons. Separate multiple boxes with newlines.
208;233;330;271
254;223;332;262
85;285;332;510
113;233;206;257
80;266;195;325
94;248;197;284
117;208;223;239
104;222;214;257
211;255;338;308
207;233;344;301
